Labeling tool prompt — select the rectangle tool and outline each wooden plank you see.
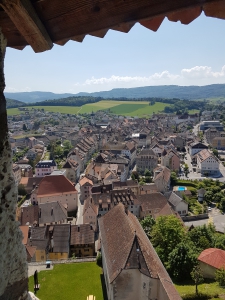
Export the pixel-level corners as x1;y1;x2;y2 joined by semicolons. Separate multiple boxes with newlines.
140;16;164;31
89;29;108;38
167;6;202;24
0;0;53;52
0;0;221;49
204;0;225;19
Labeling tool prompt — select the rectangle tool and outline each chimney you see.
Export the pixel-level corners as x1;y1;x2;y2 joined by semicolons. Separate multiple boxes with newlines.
78;225;80;232
124;204;129;215
39;208;41;218
90;197;92;203
51;207;53;215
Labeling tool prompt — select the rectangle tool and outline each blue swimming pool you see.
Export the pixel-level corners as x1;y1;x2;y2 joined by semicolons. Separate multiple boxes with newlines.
178;186;186;191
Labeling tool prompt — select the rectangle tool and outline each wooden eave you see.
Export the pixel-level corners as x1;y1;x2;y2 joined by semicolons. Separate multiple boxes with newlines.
0;0;225;52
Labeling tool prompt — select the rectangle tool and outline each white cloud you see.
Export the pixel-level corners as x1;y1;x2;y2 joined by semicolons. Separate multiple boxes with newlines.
71;65;225;93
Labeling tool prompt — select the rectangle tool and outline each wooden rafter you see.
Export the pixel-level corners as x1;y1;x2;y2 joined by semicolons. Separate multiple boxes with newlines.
0;0;53;52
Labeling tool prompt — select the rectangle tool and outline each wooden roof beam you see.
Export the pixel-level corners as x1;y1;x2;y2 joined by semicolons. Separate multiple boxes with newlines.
0;0;53;53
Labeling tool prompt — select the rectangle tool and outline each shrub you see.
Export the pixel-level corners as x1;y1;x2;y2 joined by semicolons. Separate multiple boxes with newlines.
182;293;218;300
96;252;102;267
215;267;225;286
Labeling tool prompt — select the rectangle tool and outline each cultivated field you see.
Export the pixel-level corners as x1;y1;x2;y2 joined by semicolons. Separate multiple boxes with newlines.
7;100;172;117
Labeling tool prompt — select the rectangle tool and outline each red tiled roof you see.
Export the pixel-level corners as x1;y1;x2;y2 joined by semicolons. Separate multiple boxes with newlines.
37;175;77;196
198;248;225;269
19;226;29;245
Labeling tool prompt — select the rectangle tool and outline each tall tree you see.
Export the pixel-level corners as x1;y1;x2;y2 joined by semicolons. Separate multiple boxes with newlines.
151;215;186;265
168;242;197;280
140;216;156;239
191;264;204;295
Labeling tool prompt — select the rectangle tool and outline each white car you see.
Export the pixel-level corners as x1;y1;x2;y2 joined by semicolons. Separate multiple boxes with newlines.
208;207;212;211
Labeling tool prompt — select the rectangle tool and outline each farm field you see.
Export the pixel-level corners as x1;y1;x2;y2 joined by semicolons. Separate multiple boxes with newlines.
7;100;198;117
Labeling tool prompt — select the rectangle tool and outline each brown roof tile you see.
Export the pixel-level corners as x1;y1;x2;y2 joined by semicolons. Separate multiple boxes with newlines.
70;224;95;245
98;203;181;299
37;175;77;197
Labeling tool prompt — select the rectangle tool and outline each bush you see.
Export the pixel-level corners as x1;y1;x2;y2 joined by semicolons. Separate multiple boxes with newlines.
215;267;225;286
96;252;102;267
182;293;218;300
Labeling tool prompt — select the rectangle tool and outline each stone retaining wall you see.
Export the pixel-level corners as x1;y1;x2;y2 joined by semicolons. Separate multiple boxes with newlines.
182;213;208;221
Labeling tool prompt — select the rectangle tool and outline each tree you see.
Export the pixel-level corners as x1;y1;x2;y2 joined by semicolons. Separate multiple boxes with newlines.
151;215;186;265
170;171;178;185
191;264;204;295
18;184;27;196
96;252;102;267
215;267;225;286
187;224;215;252
140;216;156;239
131;171;139;181
212;148;219;158
22;123;27;131
215;234;225;250
144;169;151;177
168;242;197;280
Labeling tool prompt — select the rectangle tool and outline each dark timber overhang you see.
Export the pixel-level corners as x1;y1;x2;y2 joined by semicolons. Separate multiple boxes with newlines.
0;0;224;52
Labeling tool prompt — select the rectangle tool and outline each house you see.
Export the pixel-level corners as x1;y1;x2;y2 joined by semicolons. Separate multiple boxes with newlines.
62;158;80;183
198;248;225;279
189;142;208;156
212;137;225;150
48;224;71;260
138;192;178;219
153;166;171;193
196;149;220;175
29;227;49;262
80;177;94;201
98;203;181;300
17;164;33;177
70;224;95;257
12;163;21;186
83;189;140;231
35;160;57;177
20;205;39;226
32;175;78;212
161;149;180;172
165;192;188;216
136;148;158;173
38;201;68;226
205;128;220;143
199;120;224;131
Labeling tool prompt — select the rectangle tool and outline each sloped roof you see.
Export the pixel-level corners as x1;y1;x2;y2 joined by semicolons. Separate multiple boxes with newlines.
70;224;95;245
98;203;181;299
39;201;67;225
52;224;70;253
19;226;29;245
198;248;225;269
37;175;77;196
0;0;223;53
21;205;39;226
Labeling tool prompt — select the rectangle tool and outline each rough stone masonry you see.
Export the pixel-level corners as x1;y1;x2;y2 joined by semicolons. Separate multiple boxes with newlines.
0;29;28;300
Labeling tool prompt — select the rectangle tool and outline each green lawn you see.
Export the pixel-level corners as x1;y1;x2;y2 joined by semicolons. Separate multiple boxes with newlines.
175;279;225;299
7;107;21;115
28;263;104;300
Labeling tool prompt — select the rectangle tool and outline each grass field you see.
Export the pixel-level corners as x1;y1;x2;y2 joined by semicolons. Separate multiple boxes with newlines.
175;279;225;300
7;100;198;117
28;263;104;300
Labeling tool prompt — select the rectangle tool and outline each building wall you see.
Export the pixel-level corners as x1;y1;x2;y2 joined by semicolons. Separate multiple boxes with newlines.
174;202;188;215
199;261;217;279
212;138;225;150
35;250;46;262
48;252;68;260
197;157;219;174
71;245;95;257
37;192;77;212
35;165;57;177
83;206;97;231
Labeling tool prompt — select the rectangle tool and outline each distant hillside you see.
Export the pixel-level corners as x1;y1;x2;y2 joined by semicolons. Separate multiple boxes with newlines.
6;98;26;108
4;84;225;102
4;91;74;103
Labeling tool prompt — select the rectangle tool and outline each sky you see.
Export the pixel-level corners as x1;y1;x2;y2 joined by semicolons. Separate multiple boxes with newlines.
4;13;225;94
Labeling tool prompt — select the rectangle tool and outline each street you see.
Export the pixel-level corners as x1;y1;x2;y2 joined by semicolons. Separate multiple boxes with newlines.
75;182;84;225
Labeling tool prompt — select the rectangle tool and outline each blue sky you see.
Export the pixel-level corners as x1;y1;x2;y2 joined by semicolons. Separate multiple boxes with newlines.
4;13;225;94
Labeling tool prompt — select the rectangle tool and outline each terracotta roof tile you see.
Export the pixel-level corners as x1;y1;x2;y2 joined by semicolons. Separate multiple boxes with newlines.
37;175;77;196
198;248;225;269
19;226;29;245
